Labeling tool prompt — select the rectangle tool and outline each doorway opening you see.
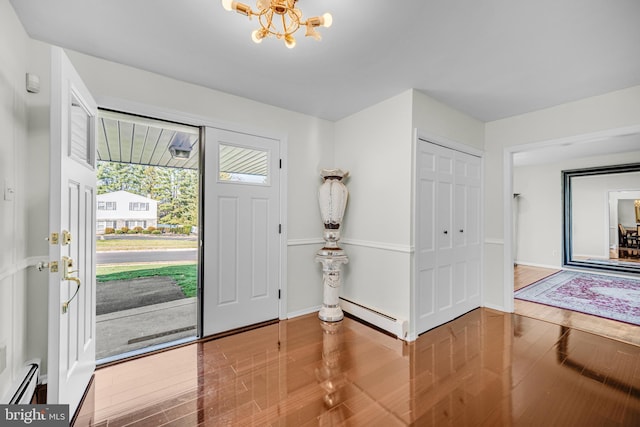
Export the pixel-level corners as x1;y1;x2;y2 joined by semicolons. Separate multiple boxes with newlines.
95;109;200;363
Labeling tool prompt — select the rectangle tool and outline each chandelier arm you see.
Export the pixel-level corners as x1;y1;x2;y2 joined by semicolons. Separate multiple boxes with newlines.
258;10;275;36
281;13;289;36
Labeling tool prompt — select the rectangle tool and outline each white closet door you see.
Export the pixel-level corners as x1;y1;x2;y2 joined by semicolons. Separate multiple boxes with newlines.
415;141;481;335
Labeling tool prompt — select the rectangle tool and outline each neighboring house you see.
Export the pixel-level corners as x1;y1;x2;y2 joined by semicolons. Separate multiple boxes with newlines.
96;190;158;233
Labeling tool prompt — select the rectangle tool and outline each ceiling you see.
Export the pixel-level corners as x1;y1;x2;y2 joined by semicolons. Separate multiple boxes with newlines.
10;0;640;124
97;110;200;169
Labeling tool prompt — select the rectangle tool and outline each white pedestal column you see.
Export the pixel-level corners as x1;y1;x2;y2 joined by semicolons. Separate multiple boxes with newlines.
316;248;348;322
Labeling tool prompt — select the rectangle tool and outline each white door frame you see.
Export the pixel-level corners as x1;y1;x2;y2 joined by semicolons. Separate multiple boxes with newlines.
411;129;484;340
94;97;289;327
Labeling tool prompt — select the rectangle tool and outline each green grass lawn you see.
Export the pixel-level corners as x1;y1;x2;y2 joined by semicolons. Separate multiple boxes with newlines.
97;263;197;297
96;239;197;251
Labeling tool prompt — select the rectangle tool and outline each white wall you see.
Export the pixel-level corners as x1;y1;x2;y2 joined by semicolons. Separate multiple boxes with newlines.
618;198;639;228
334;90;413;323
412;90;485;153
0;0;31;401
485;85;640;310
333;89;484;338
513;152;640;267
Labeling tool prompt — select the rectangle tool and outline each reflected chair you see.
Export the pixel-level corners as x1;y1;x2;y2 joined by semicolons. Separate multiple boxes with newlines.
619;224;639;257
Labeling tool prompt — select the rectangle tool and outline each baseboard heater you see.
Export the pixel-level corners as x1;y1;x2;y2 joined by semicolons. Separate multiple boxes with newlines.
3;360;40;404
339;298;408;340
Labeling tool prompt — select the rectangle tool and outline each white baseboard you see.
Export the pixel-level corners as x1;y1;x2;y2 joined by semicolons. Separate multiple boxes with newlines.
339;298;408;340
515;261;562;270
482;302;510;313
287;305;321;319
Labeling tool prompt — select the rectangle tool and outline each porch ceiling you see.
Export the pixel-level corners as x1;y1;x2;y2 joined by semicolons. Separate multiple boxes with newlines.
97;110;200;170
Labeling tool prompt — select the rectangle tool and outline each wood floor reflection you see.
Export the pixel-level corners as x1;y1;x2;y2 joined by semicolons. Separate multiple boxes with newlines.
75;308;640;426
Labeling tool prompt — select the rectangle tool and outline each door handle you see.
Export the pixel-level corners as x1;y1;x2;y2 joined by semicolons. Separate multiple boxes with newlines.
459;229;464;233
443;230;448;234
61;256;81;314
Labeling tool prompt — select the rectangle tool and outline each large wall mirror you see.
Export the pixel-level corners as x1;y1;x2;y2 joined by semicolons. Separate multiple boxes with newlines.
563;163;640;274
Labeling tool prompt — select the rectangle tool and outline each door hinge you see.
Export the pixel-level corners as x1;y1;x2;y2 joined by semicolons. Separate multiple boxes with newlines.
279;159;282;169
279;224;282;234
278;289;281;299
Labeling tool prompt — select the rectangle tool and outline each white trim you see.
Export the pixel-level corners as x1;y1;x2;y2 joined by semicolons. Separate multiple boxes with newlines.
503;124;640;317
482;302;509;313
341;239;412;253
287;238;324;246
515;261;562;270
503;148;515;312
509;125;640;157
279;138;288;321
484;238;504;245
287;305;321;319
417;130;484;158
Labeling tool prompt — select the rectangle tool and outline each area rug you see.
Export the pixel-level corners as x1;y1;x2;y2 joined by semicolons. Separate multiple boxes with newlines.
515;271;640;326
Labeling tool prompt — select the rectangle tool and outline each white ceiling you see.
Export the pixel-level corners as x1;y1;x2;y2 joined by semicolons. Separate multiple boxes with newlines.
9;0;640;123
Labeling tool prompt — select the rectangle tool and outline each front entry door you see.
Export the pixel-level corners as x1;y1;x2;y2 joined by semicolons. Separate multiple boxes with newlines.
47;47;97;418
202;127;281;336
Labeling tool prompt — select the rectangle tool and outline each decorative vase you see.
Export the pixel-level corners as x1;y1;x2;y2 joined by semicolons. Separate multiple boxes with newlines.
316;169;349;322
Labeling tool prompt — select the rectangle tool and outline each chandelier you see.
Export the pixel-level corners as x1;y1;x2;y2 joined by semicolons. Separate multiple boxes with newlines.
221;0;332;48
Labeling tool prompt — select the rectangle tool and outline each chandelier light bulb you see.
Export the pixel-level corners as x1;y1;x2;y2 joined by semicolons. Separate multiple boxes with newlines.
285;34;296;49
322;13;333;28
251;29;263;43
221;0;234;12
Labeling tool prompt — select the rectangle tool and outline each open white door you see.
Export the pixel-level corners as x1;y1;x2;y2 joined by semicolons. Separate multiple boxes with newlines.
47;47;97;418
203;127;281;336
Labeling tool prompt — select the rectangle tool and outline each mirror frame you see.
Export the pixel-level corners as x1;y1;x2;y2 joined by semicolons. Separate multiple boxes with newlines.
563;162;640;274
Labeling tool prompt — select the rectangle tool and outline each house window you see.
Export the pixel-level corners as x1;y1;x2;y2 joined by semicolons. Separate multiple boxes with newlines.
98;201;117;210
126;220;147;228
129;202;149;211
97;221;116;232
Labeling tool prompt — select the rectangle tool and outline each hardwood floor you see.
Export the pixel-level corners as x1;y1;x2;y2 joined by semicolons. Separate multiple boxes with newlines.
74;308;640;426
514;265;640;347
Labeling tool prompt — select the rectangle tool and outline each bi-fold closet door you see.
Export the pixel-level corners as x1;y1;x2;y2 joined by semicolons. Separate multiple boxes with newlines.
415;140;481;335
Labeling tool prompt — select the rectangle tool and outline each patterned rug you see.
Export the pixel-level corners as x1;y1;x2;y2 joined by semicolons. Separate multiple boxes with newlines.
515;270;640;326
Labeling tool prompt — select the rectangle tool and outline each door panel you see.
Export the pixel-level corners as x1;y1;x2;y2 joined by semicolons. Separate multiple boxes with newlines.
203;128;281;336
48;47;97;418
415;141;482;335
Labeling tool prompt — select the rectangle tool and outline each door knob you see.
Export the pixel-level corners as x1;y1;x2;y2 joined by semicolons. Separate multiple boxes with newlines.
443;230;448;234
459;229;464;233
